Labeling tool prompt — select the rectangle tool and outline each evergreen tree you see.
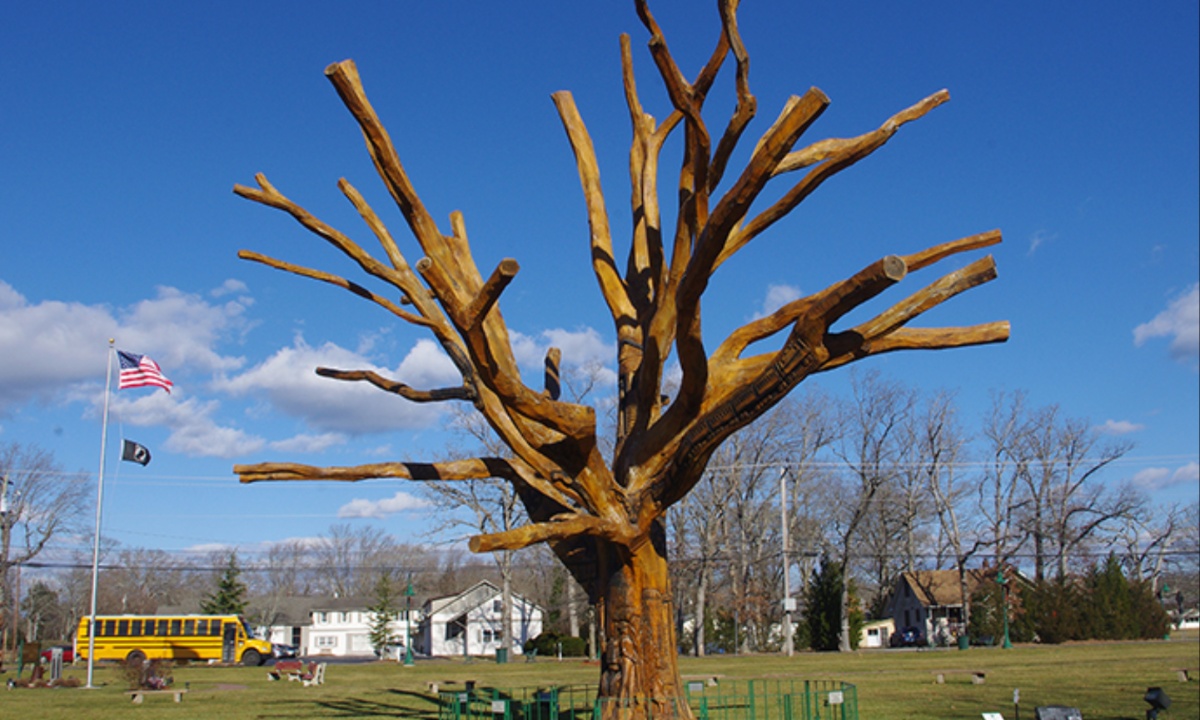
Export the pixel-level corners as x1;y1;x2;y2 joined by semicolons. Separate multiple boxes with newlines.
201;553;248;615
367;570;399;658
1083;554;1134;639
805;556;852;651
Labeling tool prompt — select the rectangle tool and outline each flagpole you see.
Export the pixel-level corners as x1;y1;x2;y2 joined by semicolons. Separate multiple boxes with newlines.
85;340;114;689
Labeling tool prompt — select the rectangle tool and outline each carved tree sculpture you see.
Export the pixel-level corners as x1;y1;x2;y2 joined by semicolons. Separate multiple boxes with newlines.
234;1;1007;715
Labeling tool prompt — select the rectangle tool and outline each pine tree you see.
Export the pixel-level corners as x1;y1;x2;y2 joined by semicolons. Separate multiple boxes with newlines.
201;553;248;616
367;571;399;658
805;556;846;651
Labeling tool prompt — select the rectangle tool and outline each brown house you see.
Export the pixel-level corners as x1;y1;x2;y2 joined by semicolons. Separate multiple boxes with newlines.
885;569;990;646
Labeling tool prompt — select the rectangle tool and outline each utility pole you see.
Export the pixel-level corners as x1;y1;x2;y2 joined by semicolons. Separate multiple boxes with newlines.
780;466;794;656
1;473;10;655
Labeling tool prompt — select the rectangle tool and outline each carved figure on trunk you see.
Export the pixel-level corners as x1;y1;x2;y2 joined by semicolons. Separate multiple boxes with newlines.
234;2;1007;717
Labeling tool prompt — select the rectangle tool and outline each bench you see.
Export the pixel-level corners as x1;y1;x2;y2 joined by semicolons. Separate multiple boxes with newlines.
932;670;986;685
128;688;187;703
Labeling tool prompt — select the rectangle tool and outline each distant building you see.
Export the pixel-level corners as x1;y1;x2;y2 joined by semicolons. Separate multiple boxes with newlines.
420;580;543;658
859;618;895;649
298;596;420;658
885;569;990;645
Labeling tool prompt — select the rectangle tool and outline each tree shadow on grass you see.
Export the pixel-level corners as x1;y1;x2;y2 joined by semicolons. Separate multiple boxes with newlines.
252;690;439;719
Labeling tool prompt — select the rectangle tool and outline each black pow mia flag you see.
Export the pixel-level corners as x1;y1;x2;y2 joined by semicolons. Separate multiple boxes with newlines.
121;439;151;466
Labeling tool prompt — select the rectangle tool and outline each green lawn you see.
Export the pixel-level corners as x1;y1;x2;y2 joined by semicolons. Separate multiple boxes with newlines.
3;636;1196;719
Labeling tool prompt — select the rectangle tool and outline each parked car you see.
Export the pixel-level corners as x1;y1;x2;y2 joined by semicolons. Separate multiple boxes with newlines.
273;643;298;659
890;626;923;647
40;645;74;663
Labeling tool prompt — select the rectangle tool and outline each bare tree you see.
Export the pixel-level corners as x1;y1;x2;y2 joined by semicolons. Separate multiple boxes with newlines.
311;524;398;597
1115;496;1180;593
830;371;915;650
919;391;985;636
233;2;1006;706
978;390;1030;568
1014;406;1134;580
1;442;89;651
102;547;192;613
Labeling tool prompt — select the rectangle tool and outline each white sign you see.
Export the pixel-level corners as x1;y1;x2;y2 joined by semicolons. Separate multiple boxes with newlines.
783;597;797;612
981;713;1005;720
492;700;508;713
827;691;844;705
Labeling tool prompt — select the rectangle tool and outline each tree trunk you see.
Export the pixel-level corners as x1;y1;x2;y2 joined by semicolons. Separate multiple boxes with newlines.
567;579;580;638
837;578;852;653
595;532;691;720
693;563;708;657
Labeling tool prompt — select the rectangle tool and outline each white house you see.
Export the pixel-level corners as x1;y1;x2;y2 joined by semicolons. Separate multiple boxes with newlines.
250;595;422;659
303;596;421;658
419;580;543;658
859;618;895;649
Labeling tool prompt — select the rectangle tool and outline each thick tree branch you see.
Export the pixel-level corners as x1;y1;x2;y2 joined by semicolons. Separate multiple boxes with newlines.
468;514;624;553
314;367;473;402
235;458;522;484
237;250;430;328
819;323;1011;371
553;91;637;329
324;61;446;263
720;89;950;265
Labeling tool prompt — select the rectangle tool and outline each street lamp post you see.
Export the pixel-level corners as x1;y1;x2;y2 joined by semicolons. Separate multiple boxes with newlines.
996;568;1012;649
404;576;415;666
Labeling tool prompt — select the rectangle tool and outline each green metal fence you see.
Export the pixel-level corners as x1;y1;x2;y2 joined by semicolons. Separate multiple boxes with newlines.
437;678;858;720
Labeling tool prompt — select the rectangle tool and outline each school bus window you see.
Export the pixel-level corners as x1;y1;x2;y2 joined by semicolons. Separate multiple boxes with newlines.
211;621;223;636
118;620;129;636
169;619;181;636
183;620;195;636
158;620;168;636
103;620;116;636
197;619;208;635
131;620;142;636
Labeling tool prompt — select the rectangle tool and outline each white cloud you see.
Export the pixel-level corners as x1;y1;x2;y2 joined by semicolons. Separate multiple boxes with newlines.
1027;230;1056;256
1134;283;1200;365
756;283;803;319
0;281;249;412
510;327;617;387
215;335;459;434
110;391;266;459
1132;462;1199;491
337;490;432;519
1096;419;1143;435
269;433;347;453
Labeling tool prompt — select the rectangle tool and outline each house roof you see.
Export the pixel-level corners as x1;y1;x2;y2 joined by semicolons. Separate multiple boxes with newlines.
899;569;991;608
424;579;542;618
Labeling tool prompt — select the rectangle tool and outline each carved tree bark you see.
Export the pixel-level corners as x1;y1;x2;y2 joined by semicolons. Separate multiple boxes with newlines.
233;2;1007;716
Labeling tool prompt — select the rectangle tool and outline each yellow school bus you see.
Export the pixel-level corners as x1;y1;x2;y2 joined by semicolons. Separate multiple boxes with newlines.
75;614;273;666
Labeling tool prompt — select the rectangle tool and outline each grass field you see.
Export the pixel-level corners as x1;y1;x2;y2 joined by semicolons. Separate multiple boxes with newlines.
3;634;1196;719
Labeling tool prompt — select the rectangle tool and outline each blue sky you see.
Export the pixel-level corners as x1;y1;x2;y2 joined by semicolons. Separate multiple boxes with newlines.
2;2;1196;563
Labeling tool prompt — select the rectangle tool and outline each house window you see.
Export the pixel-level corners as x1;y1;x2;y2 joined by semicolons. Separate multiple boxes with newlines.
339;612;349;623
483;629;494;644
316;612;329;624
446;615;466;640
315;635;338;648
492;599;502;613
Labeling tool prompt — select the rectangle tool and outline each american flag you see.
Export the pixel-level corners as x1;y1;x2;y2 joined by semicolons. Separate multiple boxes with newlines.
117;350;173;393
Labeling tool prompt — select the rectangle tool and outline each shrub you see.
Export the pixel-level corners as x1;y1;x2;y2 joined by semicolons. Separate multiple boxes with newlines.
523;632;588;657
